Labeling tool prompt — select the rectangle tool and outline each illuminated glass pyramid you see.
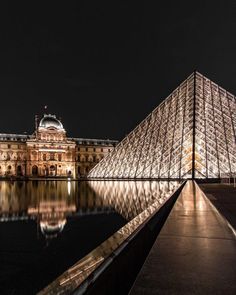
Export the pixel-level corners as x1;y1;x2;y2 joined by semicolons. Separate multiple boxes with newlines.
89;72;236;179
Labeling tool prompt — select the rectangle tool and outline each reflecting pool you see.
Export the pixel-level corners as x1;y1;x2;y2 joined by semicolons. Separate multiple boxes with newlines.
0;180;180;294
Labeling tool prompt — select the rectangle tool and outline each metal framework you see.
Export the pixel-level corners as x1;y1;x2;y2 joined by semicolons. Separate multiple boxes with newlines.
89;72;236;179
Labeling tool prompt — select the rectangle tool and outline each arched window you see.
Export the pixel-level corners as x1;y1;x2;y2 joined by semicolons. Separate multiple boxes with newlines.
17;165;22;176
32;165;38;176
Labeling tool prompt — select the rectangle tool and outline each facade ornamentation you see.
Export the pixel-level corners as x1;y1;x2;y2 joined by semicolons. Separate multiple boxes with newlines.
0;114;117;178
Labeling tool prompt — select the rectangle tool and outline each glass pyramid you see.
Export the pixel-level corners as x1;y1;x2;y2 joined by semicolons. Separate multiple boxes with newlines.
89;72;236;179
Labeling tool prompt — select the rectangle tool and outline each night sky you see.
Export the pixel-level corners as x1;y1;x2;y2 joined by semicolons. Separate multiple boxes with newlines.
1;1;236;140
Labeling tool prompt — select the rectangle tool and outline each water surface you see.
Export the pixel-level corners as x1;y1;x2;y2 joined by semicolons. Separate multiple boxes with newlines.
0;180;179;294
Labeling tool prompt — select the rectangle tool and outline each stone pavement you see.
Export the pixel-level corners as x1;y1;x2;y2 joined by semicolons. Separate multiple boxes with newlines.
200;183;236;230
129;181;236;295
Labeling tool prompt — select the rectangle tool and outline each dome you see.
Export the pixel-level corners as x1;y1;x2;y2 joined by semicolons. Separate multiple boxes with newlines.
39;114;64;130
40;219;66;239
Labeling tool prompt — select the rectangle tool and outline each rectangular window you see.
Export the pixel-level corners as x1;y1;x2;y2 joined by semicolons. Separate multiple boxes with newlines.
58;154;62;161
50;153;55;160
43;154;46;161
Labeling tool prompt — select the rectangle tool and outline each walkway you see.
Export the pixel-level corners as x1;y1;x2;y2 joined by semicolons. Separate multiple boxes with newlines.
129;180;236;295
200;183;236;230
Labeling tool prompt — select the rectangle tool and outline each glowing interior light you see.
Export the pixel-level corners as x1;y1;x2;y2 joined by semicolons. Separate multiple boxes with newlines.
67;180;71;194
88;72;236;179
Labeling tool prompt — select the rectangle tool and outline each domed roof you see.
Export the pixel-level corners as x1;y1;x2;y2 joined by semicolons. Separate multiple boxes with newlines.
39;114;64;130
40;219;66;239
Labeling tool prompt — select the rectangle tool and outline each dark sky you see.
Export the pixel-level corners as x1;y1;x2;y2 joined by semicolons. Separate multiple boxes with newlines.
1;1;236;140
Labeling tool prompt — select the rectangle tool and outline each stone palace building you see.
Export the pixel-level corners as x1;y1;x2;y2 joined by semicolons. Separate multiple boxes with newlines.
0;114;117;179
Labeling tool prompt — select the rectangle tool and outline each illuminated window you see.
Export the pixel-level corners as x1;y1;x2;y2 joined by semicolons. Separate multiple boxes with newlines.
50;153;55;160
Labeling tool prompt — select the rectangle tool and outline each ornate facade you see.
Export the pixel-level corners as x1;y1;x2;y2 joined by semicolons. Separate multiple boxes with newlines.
0;114;117;178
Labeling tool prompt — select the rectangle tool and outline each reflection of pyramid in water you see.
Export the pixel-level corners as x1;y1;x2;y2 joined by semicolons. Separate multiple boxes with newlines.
89;72;236;179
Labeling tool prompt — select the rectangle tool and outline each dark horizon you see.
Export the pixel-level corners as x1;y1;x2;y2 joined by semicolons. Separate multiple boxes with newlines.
1;1;236;140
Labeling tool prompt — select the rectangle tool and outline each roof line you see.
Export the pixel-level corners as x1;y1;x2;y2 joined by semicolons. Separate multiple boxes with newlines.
69;137;118;142
0;133;118;142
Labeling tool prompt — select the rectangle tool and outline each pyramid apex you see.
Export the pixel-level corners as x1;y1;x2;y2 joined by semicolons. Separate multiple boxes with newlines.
89;71;236;179
192;69;201;75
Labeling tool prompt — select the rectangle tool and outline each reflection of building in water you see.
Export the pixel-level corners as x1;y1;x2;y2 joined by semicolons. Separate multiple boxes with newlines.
0;181;77;239
88;181;179;220
0;181;30;220
0;113;117;179
40;180;182;295
0;180;180;239
27;181;77;239
28;200;76;239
